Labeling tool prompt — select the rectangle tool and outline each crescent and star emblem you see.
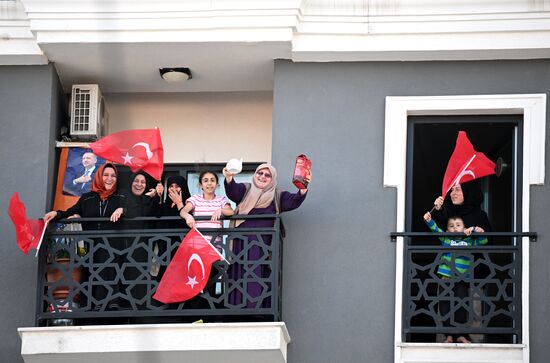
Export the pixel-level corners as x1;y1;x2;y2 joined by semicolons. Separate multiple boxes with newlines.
186;253;206;289
455;169;476;185
121;142;154;166
449;154;477;188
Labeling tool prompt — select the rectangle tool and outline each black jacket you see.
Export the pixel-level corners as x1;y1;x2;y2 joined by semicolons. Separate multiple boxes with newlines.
122;191;160;219
56;191;127;229
157;174;190;229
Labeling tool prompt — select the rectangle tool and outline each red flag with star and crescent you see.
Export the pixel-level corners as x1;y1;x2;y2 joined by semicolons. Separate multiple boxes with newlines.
8;192;47;255
89;128;164;180
441;131;496;197
153;228;225;304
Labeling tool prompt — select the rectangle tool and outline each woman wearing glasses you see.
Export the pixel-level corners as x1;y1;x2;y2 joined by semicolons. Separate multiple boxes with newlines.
223;163;309;309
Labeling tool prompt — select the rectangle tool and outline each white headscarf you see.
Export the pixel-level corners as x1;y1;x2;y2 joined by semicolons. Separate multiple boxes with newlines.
234;163;277;227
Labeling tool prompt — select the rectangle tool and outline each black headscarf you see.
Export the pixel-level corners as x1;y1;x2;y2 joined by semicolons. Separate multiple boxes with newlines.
432;181;493;232
122;172;158;218
160;174;191;216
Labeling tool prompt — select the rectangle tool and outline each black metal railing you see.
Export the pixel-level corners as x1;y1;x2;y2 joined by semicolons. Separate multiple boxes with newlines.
391;232;536;344
36;215;284;326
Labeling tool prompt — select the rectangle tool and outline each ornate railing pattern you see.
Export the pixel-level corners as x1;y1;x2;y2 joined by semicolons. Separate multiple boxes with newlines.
391;232;536;344
36;215;283;326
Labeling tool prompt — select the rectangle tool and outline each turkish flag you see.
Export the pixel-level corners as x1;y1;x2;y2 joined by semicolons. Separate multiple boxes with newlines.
89;128;164;180
442;131;496;197
153;228;224;304
7;192;47;255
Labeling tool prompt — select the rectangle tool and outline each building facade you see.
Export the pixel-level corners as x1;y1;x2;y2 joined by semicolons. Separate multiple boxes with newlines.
2;1;550;362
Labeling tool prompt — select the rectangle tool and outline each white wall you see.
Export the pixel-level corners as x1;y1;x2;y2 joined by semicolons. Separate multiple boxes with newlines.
105;91;272;164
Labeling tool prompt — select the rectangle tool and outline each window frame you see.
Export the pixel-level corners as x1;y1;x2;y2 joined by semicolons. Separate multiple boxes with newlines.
384;94;546;363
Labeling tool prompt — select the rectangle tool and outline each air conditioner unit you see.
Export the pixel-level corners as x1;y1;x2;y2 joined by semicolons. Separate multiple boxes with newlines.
69;84;109;140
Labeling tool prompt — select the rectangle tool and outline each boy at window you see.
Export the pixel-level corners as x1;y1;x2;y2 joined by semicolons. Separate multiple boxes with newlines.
423;211;488;344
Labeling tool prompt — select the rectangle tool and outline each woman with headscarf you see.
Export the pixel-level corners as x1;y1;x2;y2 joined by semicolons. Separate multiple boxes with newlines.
158;174;191;221
44;163;126;225
431;181;492;232
122;172;163;219
120;172;164;307
150;174;192;288
429;180;492;343
223;163;310;308
44;163;127;310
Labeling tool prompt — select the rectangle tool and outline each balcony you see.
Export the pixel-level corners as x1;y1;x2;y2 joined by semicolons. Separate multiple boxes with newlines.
19;215;290;363
391;231;536;363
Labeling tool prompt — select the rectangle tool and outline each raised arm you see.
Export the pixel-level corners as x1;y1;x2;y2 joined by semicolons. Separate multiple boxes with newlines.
223;171;247;203
423;212;450;246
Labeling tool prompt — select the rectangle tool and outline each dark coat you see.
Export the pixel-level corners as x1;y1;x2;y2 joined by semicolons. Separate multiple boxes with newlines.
56;191;127;229
157;174;190;228
122;191;160;218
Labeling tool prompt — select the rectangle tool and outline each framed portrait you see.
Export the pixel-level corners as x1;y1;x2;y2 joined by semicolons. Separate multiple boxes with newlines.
62;148;106;197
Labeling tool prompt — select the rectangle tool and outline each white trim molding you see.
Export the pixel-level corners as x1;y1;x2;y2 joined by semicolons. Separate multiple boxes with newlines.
383;93;547;363
0;0;46;65
5;1;550;91
19;322;291;363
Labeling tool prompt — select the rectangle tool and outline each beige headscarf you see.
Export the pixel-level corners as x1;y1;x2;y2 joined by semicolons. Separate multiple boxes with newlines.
233;163;277;227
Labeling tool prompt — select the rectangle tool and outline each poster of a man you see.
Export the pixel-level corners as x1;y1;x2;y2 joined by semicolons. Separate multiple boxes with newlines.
63;148;106;196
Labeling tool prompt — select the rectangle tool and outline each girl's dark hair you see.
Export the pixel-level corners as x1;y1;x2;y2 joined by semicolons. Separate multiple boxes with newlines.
198;170;219;184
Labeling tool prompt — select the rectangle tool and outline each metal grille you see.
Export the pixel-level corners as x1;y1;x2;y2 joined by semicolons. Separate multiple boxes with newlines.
398;233;527;343
36;216;283;325
72;88;91;132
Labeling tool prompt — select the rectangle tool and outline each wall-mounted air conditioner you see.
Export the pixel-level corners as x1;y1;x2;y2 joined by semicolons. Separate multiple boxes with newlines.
69;84;108;140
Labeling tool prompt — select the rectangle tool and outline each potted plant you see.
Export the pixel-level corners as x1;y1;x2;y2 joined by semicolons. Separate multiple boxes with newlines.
46;224;84;303
46;256;82;300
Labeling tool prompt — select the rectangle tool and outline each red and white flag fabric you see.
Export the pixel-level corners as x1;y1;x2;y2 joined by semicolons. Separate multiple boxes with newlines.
153;228;225;304
89;128;164;180
441;131;496;197
7;192;47;255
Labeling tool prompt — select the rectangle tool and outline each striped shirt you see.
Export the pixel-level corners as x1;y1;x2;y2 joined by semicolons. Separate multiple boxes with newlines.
425;219;488;278
187;194;230;229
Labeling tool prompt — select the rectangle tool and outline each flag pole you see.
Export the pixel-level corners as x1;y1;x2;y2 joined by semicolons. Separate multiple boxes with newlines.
34;220;49;258
193;227;229;264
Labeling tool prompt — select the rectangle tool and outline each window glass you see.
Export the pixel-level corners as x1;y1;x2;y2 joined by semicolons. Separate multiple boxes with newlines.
188;171;254;227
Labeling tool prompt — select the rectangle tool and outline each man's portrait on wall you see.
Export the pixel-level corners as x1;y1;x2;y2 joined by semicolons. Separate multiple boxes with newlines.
62;148;106;196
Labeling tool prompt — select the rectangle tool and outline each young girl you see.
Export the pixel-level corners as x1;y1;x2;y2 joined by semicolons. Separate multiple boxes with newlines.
170;171;234;300
170;171;234;233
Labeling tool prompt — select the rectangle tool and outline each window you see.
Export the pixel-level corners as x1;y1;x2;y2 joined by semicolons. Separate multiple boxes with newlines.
405;115;521;343
384;94;545;362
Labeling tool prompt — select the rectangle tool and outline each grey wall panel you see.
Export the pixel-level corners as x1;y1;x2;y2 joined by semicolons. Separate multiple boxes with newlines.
0;64;65;363
46;67;68;209
272;59;550;363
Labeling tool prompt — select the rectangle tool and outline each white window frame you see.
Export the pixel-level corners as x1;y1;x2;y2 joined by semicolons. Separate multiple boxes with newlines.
384;94;546;363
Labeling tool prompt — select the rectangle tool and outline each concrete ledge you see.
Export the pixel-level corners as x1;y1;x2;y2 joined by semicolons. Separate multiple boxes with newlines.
397;342;526;363
19;322;290;363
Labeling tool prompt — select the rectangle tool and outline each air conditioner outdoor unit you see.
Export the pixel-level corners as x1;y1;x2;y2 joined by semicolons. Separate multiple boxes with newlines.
69;84;108;140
